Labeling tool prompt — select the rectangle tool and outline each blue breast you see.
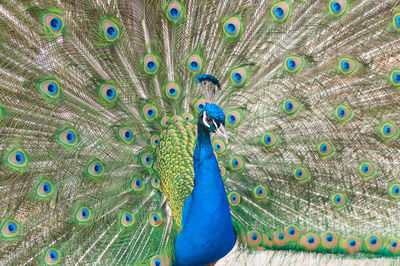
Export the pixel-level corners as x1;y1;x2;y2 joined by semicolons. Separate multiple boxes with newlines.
174;125;235;265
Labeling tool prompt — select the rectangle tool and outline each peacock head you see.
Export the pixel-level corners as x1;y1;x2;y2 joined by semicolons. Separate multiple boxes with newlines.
199;103;228;142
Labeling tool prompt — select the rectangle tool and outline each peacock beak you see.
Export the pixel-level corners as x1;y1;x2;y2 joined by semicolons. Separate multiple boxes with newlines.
214;123;228;143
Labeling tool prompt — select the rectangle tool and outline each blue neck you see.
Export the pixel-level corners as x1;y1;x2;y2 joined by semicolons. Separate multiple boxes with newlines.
174;123;235;266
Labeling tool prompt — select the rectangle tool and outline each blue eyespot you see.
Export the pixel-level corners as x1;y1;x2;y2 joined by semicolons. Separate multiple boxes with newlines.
125;130;133;140
233;159;239;167
257;187;263;195
341;60;350;71
393;186;400;195
251;233;258;241
8;222;16;233
349;240;356;246
338;107;345;117
49;250;58;260
233;72;242;83
287;59;296;70
384;125;391;136
106;88;115;99
50;17;61;30
394;73;400;83
362;164;369;174
15;152;24;164
125;214;131;222
274;7;284;19
231;195;236;201
288;228;295;235
154;177;158;184
81;208;88;218
136;179;142;187
296;169;303;177
146;61;156;72
370;237;377;245
391;241;397;248
228;114;236;123
308;237;315;244
169;8;180;19
43;182;51;194
106;26;117;38
47;83;57;95
94;163;102;174
326;234;333;242
285;101;293;111
198;104;204;110
147;109;154;117
155;259;162;266
152;214;159;221
169;88;177;96
190;61;199;71
278;233;284;240
334;195;341;203
66;131;75;143
331;1;342;13
225;23;237;34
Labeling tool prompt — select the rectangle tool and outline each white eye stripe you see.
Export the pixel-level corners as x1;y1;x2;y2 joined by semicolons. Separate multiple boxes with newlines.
203;111;211;127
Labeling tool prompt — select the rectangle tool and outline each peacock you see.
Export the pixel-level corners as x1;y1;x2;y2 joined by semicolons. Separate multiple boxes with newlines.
1;0;400;264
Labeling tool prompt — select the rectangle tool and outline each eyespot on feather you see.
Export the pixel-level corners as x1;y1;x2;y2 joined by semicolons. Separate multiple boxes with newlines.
271;2;290;22
339;57;358;75
43;13;64;35
2;220;19;238
261;131;279;149
151;136;160;148
151;176;159;189
6;149;28;171
37;79;61;99
45;248;61;265
253;185;268;199
226;111;241;127
131;176;144;191
365;235;382;252
321;232;338;249
141;152;153;168
58;128;78;148
118;127;134;144
329;0;348;16
334;104;353;122
228;192;240;206
389;68;400;87
330;192;347;207
194;98;206;113
143;104;158;121
285;225;300;241
228;156;244;171
301;234;320;251
284;56;304;73
247;230;262;246
164;81;181;99
149;212;162;227
393;13;400;31
230;67;249;87
273;230;288;247
186;53;203;74
358;161;377;180
282;97;301;115
388;183;400;199
76;207;91;222
293;166;311;183
343;237;361;254
212;138;226;154
99;83;118;103
387;238;400;254
161;116;171;128
317;141;335;158
86;160;104;178
166;1;185;22
222;16;243;38
102;19;119;42
379;122;399;142
143;54;160;75
150;256;166;266
183;113;194;122
120;211;134;227
36;179;54;198
263;234;274;247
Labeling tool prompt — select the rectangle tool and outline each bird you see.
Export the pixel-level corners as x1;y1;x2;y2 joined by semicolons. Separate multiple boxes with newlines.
0;0;400;265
